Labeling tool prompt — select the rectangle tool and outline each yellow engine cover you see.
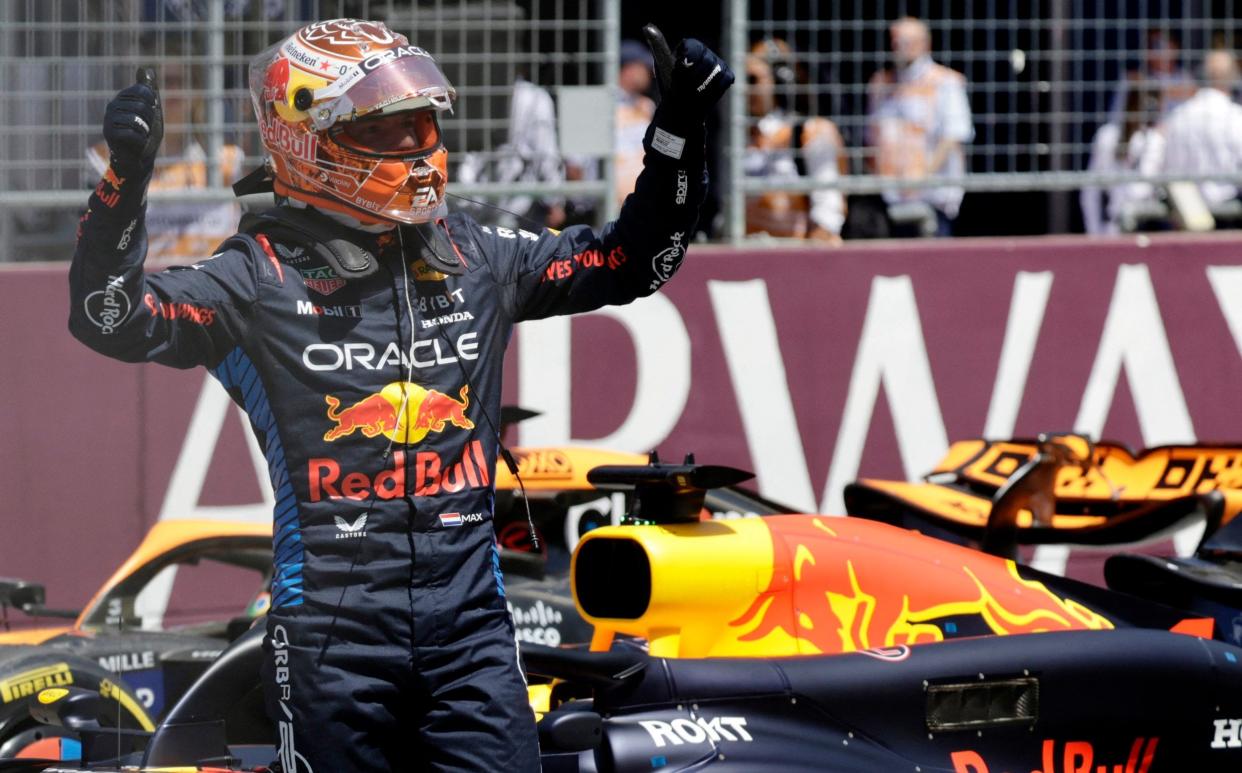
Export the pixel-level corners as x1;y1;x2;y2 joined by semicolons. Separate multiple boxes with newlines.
573;515;1111;658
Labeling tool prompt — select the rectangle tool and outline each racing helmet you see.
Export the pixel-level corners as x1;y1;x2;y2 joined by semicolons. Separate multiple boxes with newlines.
248;19;456;224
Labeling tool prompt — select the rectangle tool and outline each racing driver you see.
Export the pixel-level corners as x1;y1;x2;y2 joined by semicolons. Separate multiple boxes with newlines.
69;17;732;773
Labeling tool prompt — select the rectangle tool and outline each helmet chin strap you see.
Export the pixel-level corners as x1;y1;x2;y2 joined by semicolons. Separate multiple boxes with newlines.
296;199;395;234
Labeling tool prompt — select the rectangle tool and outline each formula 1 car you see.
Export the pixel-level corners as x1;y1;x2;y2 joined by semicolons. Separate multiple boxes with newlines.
0;520;271;758
0;446;790;761
844;433;1242;647
8;459;1242;772
843;434;1242;556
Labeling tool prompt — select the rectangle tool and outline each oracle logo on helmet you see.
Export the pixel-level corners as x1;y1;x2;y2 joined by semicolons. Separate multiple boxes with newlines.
359;45;434;74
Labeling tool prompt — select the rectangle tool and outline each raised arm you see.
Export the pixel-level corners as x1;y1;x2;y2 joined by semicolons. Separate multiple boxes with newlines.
500;33;734;320
69;69;256;369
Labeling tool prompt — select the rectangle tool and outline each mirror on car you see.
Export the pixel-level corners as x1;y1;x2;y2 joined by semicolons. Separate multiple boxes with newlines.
0;577;46;615
0;577;80;619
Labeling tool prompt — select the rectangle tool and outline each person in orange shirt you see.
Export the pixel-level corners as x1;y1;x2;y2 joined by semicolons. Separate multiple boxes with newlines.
744;40;848;242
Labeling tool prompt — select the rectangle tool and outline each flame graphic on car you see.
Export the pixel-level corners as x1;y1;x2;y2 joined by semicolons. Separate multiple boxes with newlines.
729;516;1112;654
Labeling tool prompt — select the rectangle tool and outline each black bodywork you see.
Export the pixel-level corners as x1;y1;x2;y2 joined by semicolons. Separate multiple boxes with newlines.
9;623;1242;772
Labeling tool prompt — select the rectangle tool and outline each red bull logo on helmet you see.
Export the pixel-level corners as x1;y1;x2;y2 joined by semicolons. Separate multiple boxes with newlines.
323;382;473;443
301;19;400;48
263;56;290;105
260;117;319;164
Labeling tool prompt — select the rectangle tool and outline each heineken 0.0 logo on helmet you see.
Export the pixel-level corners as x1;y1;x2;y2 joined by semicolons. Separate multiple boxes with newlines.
248;18;457;224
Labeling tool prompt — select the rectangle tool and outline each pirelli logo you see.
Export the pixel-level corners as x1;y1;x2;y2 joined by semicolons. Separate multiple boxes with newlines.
0;663;73;703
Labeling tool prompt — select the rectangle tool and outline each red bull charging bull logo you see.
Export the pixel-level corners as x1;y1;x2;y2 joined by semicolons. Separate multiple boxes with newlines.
729;516;1112;654
95;167;126;208
102;167;125;190
262;56;290;105
323;383;473;444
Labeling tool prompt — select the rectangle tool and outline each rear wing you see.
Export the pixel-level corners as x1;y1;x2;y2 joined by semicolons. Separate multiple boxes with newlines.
846;436;1242;556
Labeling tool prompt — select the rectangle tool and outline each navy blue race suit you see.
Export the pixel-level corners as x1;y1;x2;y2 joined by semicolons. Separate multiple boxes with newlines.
69;123;707;769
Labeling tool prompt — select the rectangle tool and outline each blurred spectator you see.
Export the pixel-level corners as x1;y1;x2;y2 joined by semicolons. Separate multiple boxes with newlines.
1157;49;1242;215
744;41;847;242
750;37;815;117
1110;30;1196;123
457;74;566;229
87;57;243;263
1080;77;1165;235
612;39;657;208
866;16;974;237
559;39;657;222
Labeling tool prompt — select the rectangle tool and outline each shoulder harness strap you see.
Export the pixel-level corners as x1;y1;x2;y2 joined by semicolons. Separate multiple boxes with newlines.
233;167;465;279
238;206;466;280
402;219;469;275
239;206;381;280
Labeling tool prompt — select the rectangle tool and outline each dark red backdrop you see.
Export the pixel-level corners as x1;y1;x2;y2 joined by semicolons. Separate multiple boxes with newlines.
6;233;1242;609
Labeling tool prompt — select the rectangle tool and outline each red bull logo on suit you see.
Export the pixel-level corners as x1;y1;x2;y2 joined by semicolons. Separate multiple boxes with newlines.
309;382;485;503
322;383;473;443
307;441;490;502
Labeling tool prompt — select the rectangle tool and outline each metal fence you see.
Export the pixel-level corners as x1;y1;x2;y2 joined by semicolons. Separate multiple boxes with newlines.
729;0;1242;239
0;0;616;261
4;1;1242;260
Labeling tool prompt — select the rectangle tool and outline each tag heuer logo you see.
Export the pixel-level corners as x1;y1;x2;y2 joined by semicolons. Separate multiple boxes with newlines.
300;266;346;296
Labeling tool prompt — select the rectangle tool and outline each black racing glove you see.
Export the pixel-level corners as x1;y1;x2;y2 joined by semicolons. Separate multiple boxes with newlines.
644;30;734;162
103;68;163;178
663;38;734;122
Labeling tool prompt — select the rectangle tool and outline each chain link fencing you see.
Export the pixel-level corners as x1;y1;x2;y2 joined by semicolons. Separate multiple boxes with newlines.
4;1;1242;259
728;0;1242;240
0;0;615;261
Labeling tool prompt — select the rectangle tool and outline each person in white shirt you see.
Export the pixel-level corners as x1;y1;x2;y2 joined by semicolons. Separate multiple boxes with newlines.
1108;30;1196;123
456;75;567;228
867;16;974;236
1157;49;1242;212
612;39;659;209
1081;78;1165;235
